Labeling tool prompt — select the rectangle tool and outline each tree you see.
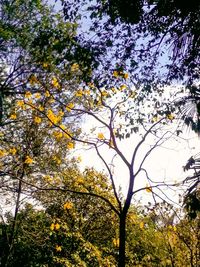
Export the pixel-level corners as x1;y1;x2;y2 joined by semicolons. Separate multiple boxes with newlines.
0;1;191;266
22;68;181;266
61;0;200;84
0;0;97;125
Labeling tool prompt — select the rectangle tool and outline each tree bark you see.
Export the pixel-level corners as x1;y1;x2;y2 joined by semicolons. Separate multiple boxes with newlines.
118;213;126;267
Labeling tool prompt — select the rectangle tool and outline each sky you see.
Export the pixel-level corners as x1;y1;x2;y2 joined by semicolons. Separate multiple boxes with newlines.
73;111;200;207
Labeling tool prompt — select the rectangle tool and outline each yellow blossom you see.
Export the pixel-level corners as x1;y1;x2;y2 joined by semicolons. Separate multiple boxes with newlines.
67;142;74;149
0;149;6;157
55;245;62;252
44;175;53;182
111;87;117;93
34;116;42;124
77;156;82;162
50;223;55;231
43;62;48;68
10;114;17;120
119;84;127;91
98;133;105;140
113;70;119;78
65;103;75;112
9;148;17;155
145;184;152;193
63;202;73;210
59;124;66;130
113;238;120;247
25;91;32;99
101;90;109;97
38;105;44;112
71;63;79;72
48;98;55;104
16;100;24;107
55;223;60;230
53;156;61;165
130;91;137;98
75;90;83;97
64;132;71;139
167;114;175;121
77;177;84;184
84;89;90;95
124;73;129;79
24;155;34;164
52;77;60;89
47;110;60;124
109;140;114;148
35;93;41;99
58;110;64;117
53;131;63;140
29;75;38;85
87;82;95;88
45;90;50;97
139;221;144;229
152;116;158;122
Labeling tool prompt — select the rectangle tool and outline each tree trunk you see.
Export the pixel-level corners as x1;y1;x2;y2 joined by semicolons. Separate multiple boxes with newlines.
118;213;126;267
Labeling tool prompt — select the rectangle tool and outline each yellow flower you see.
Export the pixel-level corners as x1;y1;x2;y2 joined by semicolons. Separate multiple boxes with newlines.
42;62;48;68
34;116;42;124
9;148;17;155
48;98;55;104
64;132;71;139
10;114;17;120
29;75;38;85
54;223;60;230
55;245;62;252
130;91;137;98
47;110;60;124
119;84;127;91
113;238;120;247
67;142;74;149
77;177;84;184
113;70;119;78
52;77;60;89
71;63;79;72
139;221;144;229
97;133;105;140
59;124;66;130
66;102;75;112
0;149;6;157
53;156;61;165
25;91;32;99
50;223;55;231
101;90;109;97
53;131;63;140
44;175;53;183
87;82;95;88
58;110;64;117
124;73;129;79
45;90;50;97
75;90;83;97
145;184;152;193
167;114;175;121
77;156;82;162
38;105;44;112
24;155;34;164
35;93;41;99
111;87;117;93
16;100;24;107
63;202;73;210
152;116;158;123
84;89;90;95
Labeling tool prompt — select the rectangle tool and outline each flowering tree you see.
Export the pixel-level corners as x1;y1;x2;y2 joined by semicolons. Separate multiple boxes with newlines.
0;63;179;266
